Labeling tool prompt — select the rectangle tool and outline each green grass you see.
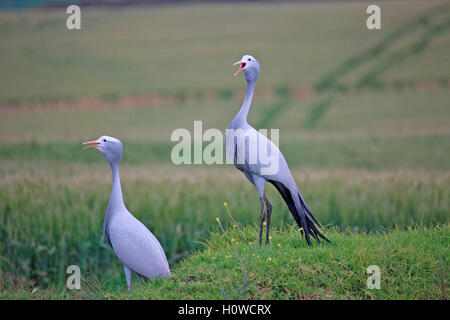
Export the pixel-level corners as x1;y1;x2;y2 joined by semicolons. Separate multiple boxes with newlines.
1;133;449;170
0;1;449;299
1;162;448;287
2;224;448;299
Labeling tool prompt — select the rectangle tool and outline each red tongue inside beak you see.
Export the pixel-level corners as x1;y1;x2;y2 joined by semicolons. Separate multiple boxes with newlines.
82;140;100;150
234;61;246;76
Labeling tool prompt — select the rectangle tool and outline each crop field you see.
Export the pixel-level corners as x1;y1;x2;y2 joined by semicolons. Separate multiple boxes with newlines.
0;1;449;299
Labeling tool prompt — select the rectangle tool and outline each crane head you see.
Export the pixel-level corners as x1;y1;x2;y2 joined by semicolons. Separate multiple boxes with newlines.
82;135;123;164
233;54;260;83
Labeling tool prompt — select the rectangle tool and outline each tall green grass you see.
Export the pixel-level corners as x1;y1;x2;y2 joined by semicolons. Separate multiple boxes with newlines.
2;224;448;299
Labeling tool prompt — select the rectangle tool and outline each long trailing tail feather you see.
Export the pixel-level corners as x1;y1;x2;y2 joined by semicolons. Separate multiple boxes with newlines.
298;192;321;228
269;180;330;246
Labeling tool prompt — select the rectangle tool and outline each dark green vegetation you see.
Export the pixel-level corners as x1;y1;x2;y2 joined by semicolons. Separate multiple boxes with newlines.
2;224;448;299
0;1;449;299
1;164;448;289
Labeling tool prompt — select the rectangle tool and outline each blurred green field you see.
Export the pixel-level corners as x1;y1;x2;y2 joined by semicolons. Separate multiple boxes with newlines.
0;1;449;104
0;1;449;298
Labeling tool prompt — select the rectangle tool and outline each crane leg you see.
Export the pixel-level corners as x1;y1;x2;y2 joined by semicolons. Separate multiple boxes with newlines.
252;175;267;246
258;197;266;246
124;265;132;291
263;195;272;244
136;273;143;284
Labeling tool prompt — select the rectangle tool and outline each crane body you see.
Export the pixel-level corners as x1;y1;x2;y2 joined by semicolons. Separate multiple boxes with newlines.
83;136;170;290
226;55;330;246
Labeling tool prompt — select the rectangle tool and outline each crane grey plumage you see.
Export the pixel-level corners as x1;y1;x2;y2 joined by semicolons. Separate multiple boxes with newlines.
82;136;170;290
226;55;330;246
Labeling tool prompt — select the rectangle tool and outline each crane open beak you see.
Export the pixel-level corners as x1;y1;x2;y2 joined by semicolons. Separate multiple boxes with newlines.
82;140;100;150
233;60;246;76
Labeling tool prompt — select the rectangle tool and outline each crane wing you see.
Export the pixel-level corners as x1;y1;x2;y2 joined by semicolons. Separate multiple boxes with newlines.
108;213;170;279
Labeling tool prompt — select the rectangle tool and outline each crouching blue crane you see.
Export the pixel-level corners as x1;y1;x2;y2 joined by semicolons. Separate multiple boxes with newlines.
226;55;330;246
82;136;170;290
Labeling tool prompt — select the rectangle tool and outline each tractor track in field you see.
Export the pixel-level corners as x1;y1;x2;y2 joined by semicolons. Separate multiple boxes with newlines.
1;4;449;114
301;4;450;129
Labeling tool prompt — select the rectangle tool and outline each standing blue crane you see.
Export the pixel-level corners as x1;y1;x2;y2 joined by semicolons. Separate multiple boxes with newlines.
83;136;170;290
226;55;330;246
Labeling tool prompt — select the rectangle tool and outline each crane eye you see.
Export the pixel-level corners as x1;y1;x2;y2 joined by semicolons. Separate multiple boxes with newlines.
248;58;251;61
103;139;107;142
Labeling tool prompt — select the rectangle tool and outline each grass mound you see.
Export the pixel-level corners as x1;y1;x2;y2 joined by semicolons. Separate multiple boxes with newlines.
3;224;447;299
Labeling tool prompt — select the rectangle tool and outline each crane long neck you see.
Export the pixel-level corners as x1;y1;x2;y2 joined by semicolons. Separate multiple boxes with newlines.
233;81;255;125
107;162;125;214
